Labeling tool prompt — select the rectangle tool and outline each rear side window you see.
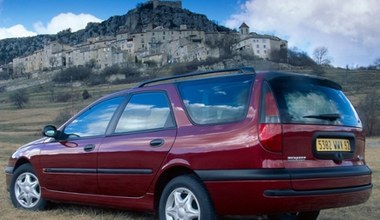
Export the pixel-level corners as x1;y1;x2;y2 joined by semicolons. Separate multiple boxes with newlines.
115;92;174;133
177;75;253;125
270;79;361;127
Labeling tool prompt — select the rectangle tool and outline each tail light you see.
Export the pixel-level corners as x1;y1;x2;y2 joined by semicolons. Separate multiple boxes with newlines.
259;82;283;153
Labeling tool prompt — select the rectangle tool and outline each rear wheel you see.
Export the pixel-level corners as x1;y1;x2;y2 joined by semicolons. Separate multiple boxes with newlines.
10;164;47;211
159;175;217;220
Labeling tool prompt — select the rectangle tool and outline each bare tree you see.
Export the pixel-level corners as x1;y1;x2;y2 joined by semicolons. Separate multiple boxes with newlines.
313;46;331;65
9;89;29;109
15;63;25;78
374;58;380;68
357;91;380;136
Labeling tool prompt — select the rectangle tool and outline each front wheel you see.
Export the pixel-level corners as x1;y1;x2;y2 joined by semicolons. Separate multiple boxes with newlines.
10;164;47;211
159;175;217;220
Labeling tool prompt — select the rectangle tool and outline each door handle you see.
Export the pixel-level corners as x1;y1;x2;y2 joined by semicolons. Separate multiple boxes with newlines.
84;144;95;152
150;139;165;147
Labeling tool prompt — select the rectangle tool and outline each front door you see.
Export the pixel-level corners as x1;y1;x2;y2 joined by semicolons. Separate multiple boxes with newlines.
40;97;125;194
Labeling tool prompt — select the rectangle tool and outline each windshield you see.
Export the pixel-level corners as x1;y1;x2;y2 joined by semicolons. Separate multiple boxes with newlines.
270;79;361;127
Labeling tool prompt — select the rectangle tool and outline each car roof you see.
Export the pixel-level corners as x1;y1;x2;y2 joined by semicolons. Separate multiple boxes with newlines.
257;71;342;90
136;67;256;88
98;68;342;104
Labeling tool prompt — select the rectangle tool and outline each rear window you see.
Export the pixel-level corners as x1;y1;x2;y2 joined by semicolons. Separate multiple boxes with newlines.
270;78;361;127
177;74;253;125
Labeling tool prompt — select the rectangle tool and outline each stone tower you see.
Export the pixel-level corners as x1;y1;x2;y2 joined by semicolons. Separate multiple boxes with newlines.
239;22;250;35
150;0;182;9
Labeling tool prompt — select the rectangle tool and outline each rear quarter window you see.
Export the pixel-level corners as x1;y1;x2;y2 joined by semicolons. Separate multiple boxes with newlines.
177;75;253;125
270;78;361;127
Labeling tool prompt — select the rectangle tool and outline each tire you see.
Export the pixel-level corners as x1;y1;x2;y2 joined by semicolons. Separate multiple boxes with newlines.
297;211;320;220
10;164;47;211
268;210;320;220
159;175;217;220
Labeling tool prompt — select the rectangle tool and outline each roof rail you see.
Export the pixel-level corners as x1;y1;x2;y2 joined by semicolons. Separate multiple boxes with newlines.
136;66;255;88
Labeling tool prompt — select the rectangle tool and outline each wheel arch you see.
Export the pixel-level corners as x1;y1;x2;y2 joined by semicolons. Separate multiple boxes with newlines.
153;165;200;211
14;157;31;171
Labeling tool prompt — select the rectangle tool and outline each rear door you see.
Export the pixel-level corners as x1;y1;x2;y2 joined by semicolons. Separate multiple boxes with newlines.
97;91;177;197
269;76;367;190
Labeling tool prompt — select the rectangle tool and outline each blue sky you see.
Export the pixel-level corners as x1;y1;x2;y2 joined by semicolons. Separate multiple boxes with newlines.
0;0;379;67
0;0;240;32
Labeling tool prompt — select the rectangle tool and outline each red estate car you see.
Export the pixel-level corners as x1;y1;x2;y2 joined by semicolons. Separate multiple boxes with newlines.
5;67;372;219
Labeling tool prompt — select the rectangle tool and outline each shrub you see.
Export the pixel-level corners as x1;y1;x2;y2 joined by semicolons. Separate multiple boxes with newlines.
85;59;98;69
88;74;106;86
287;47;316;67
312;65;326;77
101;65;121;77
82;89;91;100
53;67;92;83
9;89;29;109
55;92;72;103
171;63;198;75
143;60;158;67
119;66;144;83
0;71;10;80
53;109;73;126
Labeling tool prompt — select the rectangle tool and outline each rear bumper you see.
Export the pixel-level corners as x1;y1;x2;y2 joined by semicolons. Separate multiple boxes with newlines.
195;165;372;215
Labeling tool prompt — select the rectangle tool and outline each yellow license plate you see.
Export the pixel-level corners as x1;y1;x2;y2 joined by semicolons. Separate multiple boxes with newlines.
316;138;351;152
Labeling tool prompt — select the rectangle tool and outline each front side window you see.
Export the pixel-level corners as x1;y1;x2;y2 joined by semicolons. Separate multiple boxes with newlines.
64;97;124;138
115;92;174;133
178;75;253;125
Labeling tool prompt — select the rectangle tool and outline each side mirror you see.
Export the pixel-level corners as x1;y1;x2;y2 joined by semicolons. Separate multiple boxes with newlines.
42;125;58;138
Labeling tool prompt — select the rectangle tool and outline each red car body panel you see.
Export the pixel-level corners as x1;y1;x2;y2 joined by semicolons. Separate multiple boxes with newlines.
204;180;371;215
5;70;372;216
97;129;176;197
38;138;101;194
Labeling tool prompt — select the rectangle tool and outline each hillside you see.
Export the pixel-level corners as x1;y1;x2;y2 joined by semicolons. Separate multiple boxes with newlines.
0;2;231;65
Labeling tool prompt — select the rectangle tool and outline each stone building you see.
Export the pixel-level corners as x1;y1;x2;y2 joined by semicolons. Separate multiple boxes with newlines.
13;42;73;75
12;20;287;76
149;0;182;9
125;24;208;65
232;23;288;60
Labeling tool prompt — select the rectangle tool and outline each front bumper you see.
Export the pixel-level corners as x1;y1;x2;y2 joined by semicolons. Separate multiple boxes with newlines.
4;166;14;192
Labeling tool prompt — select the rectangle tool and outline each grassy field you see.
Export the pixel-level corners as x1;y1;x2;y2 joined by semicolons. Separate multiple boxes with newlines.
0;68;379;219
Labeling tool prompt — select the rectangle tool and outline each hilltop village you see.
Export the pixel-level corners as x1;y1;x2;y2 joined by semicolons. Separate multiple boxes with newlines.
10;0;287;77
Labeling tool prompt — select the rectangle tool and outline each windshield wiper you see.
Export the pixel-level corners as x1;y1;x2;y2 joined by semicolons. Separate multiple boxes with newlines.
303;113;341;121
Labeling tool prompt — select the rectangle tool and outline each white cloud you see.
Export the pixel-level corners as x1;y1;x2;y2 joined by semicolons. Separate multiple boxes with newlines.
33;12;102;34
0;12;102;40
225;0;380;67
0;24;36;39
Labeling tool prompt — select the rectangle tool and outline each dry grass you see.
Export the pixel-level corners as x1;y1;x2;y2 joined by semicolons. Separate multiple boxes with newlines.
0;80;378;220
318;142;379;220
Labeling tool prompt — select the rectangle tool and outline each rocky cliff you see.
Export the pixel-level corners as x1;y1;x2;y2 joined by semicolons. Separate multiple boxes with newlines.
0;2;231;64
